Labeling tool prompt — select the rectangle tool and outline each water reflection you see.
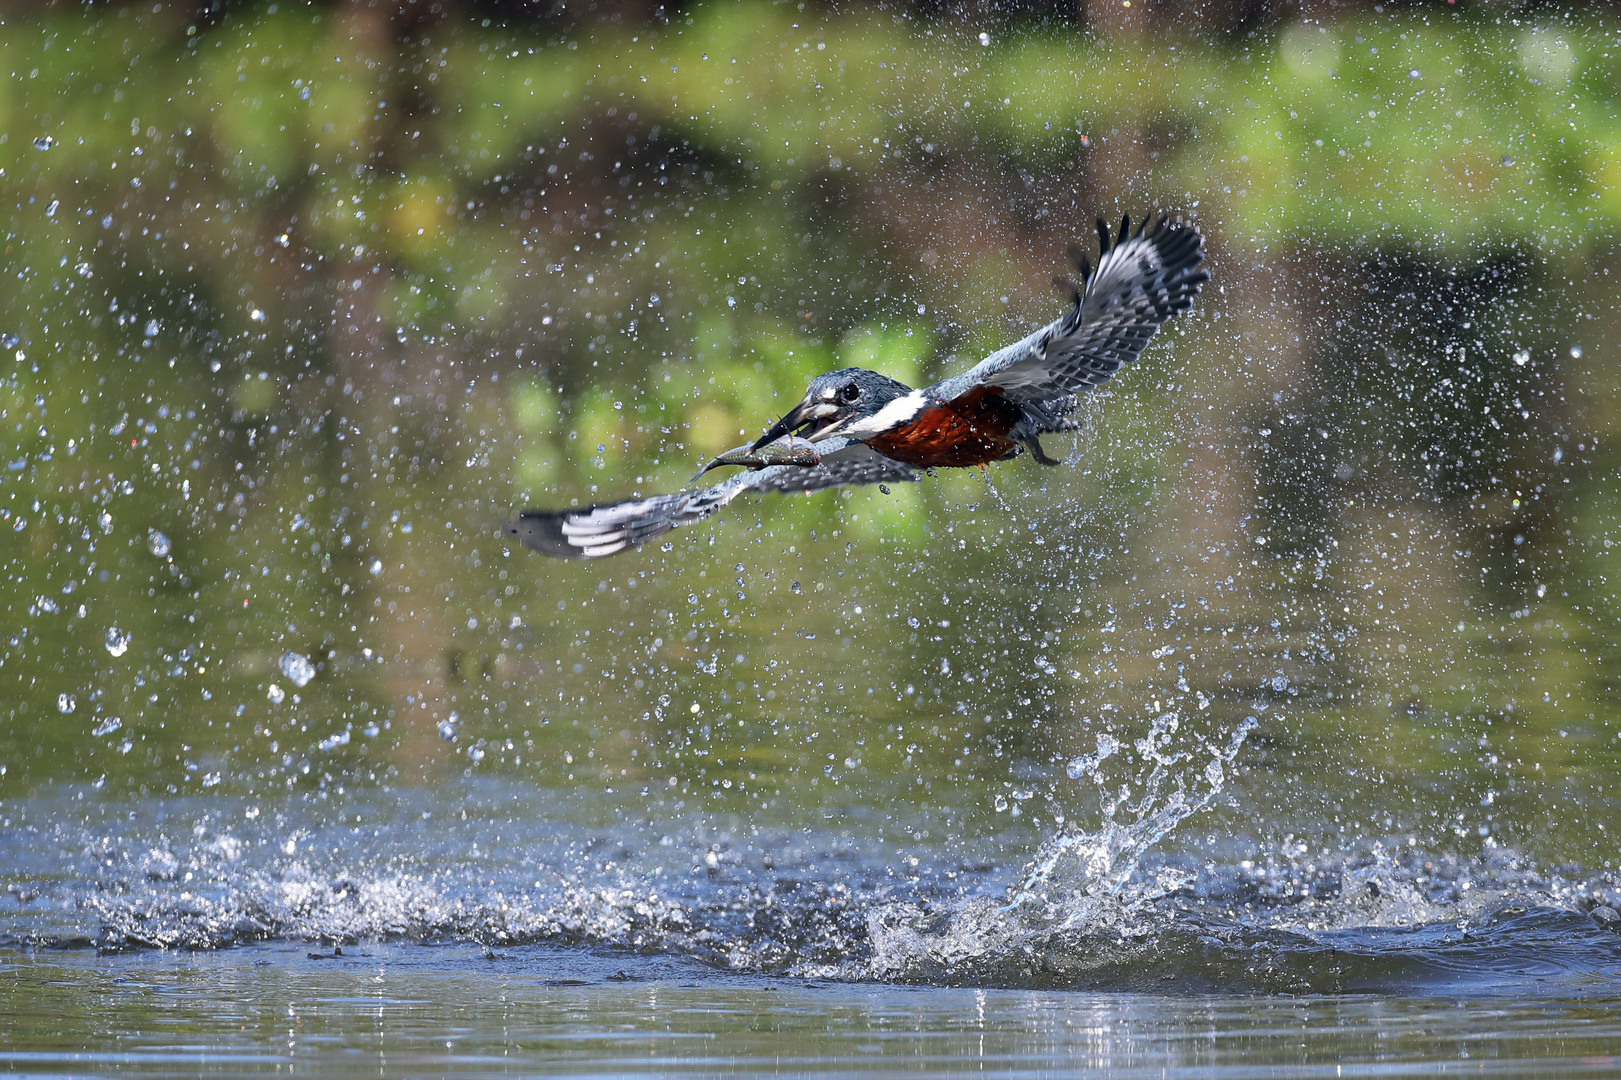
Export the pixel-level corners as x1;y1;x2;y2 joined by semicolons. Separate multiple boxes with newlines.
4;941;1621;1076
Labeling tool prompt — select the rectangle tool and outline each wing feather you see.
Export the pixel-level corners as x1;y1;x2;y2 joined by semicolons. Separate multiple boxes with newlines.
503;439;919;559
929;213;1207;419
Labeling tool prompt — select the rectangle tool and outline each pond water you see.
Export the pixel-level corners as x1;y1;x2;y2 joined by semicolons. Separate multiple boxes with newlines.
6;776;1621;1073
7;945;1621;1077
4;0;1621;1073
6;780;1621;1075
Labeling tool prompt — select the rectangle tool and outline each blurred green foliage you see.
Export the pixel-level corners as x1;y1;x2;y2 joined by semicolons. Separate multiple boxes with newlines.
1;0;1619;860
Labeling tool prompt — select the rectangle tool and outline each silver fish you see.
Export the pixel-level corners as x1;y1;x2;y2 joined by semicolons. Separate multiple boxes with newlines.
692;436;821;482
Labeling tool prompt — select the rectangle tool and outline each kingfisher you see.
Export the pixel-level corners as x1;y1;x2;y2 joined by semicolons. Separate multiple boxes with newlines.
506;212;1207;559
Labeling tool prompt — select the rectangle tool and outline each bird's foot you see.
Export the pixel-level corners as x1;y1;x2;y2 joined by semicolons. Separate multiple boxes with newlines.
1021;434;1064;466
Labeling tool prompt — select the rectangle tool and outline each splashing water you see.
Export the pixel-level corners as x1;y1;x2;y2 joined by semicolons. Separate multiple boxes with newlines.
277;651;316;688
1011;714;1259;917
857;714;1260;984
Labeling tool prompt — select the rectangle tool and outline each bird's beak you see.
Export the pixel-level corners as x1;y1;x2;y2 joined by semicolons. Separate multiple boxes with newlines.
751;398;838;451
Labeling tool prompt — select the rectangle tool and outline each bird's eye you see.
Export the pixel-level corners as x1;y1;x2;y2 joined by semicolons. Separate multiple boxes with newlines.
839;383;861;403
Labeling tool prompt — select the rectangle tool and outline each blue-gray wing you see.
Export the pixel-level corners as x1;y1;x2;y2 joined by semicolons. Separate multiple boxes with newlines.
927;213;1207;422
502;438;919;559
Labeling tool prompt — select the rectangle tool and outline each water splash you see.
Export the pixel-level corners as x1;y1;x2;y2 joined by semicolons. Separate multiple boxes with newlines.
6;780;1616;996
854;713;1261;984
278;651;316;688
1012;714;1259;917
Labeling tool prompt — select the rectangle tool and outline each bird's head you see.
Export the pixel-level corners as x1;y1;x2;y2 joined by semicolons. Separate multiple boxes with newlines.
751;368;913;450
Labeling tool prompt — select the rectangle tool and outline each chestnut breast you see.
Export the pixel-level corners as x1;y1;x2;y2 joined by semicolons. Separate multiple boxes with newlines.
866;385;1022;468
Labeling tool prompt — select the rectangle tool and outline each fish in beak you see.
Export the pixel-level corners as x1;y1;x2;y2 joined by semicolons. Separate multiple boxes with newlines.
692;436;821;482
750;396;843;451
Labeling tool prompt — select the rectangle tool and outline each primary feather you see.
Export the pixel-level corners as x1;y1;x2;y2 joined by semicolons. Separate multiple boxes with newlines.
929;212;1207;433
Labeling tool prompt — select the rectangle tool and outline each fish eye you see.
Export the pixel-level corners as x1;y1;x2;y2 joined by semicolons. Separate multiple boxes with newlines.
839;383;861;403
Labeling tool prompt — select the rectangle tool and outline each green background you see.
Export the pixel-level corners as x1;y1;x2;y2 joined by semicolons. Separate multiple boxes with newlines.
2;0;1618;864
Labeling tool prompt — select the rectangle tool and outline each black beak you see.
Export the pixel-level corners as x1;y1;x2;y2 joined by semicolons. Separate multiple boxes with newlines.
750;399;816;452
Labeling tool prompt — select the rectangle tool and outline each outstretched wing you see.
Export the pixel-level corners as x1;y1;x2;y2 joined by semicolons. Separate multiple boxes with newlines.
502;438;919;559
927;213;1207;421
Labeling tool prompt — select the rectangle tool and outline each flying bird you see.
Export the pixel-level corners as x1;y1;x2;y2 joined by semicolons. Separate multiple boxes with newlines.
505;212;1208;559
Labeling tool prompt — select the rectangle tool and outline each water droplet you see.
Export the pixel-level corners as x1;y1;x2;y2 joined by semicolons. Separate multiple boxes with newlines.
105;627;129;657
147;530;171;557
267;684;286;704
33;135;56;150
57;693;76;714
278;651;316;687
1513;349;1530;366
438;719;458;741
467;745;485;762
92;716;122;737
362;721;380;738
907;616;919;628
993;794;1009;812
790;581;801;593
276;232;291;247
45;200;58;218
250;308;266;323
0;333;17;349
98;510;112;532
1571;345;1584;359
144;319;161;338
978;31;991;45
368;557;384;575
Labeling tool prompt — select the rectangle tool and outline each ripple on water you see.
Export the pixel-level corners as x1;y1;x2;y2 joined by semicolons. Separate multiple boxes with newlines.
4;785;1617;998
